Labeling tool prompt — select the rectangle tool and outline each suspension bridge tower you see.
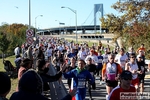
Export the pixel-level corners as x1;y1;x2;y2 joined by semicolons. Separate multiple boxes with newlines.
94;4;103;34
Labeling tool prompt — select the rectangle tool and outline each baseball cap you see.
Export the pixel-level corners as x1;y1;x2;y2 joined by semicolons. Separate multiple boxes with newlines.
120;70;132;80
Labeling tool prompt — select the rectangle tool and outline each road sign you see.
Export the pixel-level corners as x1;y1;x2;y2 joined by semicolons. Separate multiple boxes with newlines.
26;37;34;45
26;29;34;37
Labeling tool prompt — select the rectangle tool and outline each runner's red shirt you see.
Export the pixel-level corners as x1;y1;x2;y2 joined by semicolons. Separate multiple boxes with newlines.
108;85;136;100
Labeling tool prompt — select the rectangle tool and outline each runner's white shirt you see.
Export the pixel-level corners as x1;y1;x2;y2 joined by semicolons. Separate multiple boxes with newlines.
115;54;128;68
77;51;87;60
102;54;108;63
85;55;98;65
128;61;138;79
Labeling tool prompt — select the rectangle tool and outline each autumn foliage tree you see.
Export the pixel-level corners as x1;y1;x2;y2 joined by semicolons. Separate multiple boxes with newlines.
0;23;28;54
101;0;150;58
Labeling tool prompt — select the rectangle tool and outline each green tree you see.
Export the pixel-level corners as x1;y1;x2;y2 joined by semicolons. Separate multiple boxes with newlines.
0;32;11;61
100;0;150;58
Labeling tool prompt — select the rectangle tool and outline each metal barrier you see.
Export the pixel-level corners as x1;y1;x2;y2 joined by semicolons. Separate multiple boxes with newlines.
48;63;68;100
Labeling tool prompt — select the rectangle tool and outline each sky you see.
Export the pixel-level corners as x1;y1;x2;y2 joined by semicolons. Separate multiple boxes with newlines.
0;0;120;29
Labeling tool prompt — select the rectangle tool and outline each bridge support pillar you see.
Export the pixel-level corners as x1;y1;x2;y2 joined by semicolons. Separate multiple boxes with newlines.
82;29;85;34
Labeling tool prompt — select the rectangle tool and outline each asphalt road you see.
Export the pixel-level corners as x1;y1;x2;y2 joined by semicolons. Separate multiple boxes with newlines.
47;61;150;100
61;75;150;100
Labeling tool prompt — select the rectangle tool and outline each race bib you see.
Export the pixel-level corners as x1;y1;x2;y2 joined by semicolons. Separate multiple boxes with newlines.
78;78;86;88
120;60;125;67
107;73;116;81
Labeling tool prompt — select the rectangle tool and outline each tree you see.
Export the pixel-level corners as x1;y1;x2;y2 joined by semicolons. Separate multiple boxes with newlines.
100;0;150;58
0;23;28;55
0;32;11;61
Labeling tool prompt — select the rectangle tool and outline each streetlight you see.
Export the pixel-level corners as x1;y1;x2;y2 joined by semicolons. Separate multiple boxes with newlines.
35;15;43;37
28;0;31;29
61;6;78;43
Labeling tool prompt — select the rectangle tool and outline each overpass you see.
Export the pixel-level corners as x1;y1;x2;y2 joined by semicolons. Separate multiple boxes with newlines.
37;25;108;35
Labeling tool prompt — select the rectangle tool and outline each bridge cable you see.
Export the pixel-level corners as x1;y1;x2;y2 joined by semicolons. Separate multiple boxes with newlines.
82;8;94;25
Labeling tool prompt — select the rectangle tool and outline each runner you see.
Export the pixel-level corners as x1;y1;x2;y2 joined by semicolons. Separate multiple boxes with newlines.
85;49;99;65
136;55;145;94
102;48;109;63
115;48;128;71
64;57;77;89
85;57;97;100
102;54;122;97
63;59;95;100
125;53;139;92
136;44;146;62
108;70;136;100
77;47;87;60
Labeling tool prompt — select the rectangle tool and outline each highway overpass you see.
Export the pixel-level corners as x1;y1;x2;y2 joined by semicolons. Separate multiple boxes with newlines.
37;25;108;35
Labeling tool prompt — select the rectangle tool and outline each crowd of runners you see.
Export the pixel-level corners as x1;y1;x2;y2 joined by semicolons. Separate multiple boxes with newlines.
2;36;149;100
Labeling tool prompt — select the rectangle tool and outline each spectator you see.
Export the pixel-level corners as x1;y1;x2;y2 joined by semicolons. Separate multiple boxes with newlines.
36;59;62;91
14;45;20;56
0;72;11;100
16;58;32;91
14;55;22;72
25;46;33;60
10;70;49;100
17;58;32;80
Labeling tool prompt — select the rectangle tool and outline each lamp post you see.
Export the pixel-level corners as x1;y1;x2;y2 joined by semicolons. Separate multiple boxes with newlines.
35;15;43;37
28;0;31;29
61;6;78;43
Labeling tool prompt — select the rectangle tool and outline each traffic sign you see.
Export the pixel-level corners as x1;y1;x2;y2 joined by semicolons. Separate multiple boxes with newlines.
26;37;34;45
26;29;34;37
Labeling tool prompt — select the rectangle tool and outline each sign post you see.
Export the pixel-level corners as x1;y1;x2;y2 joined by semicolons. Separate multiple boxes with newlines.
26;29;34;45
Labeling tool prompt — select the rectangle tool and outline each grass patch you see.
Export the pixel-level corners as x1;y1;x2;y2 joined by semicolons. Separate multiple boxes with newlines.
0;55;18;99
66;39;114;50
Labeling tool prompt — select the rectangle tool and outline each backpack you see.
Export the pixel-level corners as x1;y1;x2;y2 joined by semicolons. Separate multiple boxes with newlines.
3;60;15;72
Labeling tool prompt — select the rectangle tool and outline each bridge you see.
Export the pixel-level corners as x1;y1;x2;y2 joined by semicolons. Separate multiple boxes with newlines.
37;25;108;35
